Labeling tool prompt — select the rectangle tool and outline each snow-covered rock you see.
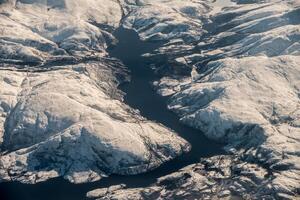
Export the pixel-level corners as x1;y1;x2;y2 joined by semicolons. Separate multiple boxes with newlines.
122;0;211;42
155;55;300;197
0;0;190;184
89;56;300;199
0;0;122;65
131;0;300;198
1;0;300;198
87;155;296;200
0;64;189;184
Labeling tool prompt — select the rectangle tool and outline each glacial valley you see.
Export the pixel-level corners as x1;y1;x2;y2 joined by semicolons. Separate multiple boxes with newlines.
0;0;299;199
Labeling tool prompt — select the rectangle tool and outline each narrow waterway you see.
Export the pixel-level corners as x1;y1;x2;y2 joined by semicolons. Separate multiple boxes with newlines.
0;27;224;200
109;27;224;165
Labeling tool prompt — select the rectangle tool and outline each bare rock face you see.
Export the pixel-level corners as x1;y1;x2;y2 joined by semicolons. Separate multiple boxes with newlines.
0;0;190;184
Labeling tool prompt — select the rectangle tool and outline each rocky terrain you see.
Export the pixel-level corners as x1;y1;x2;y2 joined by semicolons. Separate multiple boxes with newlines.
0;0;299;199
0;0;190;184
88;0;300;199
87;155;276;199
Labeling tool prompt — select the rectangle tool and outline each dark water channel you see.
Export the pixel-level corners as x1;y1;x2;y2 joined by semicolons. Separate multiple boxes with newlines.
0;27;224;200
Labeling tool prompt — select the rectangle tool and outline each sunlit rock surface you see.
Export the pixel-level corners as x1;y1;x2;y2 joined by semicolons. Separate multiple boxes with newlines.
0;0;190;184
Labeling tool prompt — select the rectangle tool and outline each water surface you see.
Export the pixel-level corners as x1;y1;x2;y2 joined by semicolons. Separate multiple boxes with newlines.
0;27;224;200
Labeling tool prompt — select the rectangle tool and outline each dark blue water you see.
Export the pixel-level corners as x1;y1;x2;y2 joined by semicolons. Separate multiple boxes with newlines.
111;27;224;164
0;27;224;200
